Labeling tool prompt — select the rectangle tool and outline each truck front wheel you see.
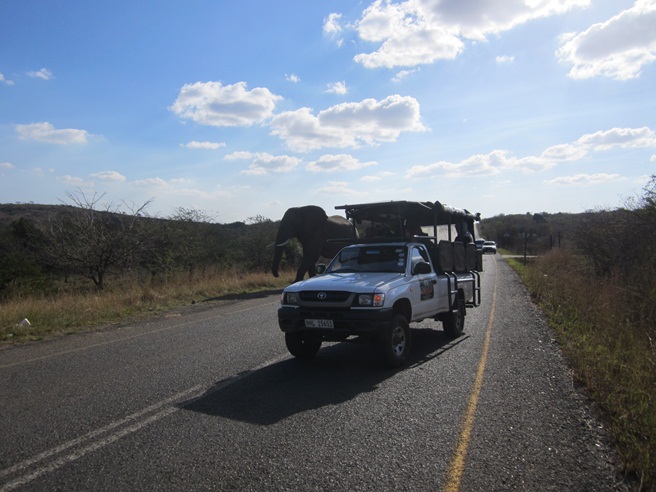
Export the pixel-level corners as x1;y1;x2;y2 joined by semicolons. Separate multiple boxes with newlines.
285;332;321;359
381;314;412;367
443;296;465;338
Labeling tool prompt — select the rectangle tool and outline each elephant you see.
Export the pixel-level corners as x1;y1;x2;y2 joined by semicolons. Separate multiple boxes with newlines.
271;205;355;282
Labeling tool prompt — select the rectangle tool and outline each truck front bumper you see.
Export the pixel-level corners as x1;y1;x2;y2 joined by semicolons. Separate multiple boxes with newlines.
278;305;395;339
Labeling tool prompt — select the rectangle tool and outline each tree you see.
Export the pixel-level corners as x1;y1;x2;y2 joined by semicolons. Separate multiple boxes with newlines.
164;207;233;279
169;207;215;223
0;219;49;297
239;215;279;271
39;190;153;290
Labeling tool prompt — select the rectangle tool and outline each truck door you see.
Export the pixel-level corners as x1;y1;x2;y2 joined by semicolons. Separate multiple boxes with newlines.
410;245;440;319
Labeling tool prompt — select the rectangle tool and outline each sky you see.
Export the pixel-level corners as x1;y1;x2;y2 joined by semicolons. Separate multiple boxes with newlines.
1;0;655;223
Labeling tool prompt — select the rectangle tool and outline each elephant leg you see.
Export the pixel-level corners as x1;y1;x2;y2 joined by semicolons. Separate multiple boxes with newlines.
296;238;324;282
295;258;317;282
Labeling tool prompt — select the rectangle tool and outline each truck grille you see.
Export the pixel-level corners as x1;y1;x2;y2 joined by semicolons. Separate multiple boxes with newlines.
299;290;352;303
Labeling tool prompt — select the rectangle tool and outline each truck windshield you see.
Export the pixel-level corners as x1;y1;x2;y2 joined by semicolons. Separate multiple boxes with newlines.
327;245;407;273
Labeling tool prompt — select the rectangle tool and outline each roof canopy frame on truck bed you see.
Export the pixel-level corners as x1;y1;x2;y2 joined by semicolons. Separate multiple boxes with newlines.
335;200;480;242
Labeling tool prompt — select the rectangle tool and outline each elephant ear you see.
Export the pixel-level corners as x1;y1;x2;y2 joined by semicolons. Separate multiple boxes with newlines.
296;206;328;241
306;205;328;223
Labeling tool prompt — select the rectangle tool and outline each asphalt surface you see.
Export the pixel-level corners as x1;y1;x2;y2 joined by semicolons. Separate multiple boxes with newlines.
0;256;629;491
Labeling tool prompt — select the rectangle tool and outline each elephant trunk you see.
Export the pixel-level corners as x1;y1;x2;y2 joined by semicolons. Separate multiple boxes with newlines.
272;221;294;277
271;243;285;278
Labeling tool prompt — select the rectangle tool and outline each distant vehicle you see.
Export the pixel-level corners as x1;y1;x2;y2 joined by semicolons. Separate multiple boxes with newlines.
475;239;485;251
482;241;497;254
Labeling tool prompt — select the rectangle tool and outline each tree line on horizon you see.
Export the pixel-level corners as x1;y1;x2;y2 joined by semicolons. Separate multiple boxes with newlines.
0;191;301;296
482;176;656;275
1;176;655;298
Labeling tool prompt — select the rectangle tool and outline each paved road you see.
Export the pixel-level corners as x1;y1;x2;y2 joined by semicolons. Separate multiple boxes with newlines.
0;256;627;491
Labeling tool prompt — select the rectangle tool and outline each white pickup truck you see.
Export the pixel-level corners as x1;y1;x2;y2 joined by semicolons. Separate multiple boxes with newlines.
277;200;482;367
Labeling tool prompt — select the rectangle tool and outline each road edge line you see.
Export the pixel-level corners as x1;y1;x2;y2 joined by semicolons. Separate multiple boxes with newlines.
443;255;498;492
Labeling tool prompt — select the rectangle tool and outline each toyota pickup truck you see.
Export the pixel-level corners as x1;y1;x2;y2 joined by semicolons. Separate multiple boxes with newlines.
277;200;482;367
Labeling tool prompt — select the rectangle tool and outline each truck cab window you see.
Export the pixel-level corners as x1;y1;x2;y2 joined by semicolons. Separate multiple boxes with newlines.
411;246;430;272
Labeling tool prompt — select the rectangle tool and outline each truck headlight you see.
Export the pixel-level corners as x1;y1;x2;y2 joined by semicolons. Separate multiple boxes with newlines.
283;292;299;305
358;293;385;307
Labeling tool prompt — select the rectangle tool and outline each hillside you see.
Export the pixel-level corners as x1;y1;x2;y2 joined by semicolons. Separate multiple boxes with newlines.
0;203;80;227
479;210;602;255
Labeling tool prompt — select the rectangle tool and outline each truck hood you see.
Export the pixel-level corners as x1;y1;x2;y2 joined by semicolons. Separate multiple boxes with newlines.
285;272;404;293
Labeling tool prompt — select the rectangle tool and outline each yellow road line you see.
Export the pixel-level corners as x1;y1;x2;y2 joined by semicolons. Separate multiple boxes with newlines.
443;256;498;492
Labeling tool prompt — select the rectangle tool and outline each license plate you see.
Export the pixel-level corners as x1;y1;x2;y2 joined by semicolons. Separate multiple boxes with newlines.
304;319;334;329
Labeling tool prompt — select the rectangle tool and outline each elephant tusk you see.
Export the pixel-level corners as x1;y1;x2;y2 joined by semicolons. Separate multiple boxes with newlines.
274;239;290;247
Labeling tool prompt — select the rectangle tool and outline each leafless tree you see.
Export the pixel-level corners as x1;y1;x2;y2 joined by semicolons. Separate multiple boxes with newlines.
39;190;153;290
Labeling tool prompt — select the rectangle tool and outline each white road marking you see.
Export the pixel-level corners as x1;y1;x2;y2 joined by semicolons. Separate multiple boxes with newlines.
1;353;287;491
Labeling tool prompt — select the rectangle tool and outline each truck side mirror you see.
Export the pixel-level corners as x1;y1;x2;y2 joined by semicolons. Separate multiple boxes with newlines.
315;264;326;274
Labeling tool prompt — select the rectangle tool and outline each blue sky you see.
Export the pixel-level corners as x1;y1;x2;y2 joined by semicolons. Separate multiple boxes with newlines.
1;0;655;223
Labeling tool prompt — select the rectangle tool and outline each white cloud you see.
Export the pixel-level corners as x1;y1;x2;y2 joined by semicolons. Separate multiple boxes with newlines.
133;177;169;188
1;162;15;170
354;1;464;69
223;151;253;161
32;168;54;177
269;95;427;152
316;181;366;197
226;151;302;175
324;13;345;47
352;0;588;68
557;0;656;80
392;69;420;82
125;177;240;202
407;126;656;178
496;55;515;64
306;154;377;172
16;122;90;144
325;81;348;95
575;126;656;150
544;173;623;185
0;73;14;86
182;141;226;150
27;68;54;80
90;171;127;182
57;175;93;187
169;81;282;127
286;73;301;83
407;151;507;178
428;0;590;39
323;13;343;35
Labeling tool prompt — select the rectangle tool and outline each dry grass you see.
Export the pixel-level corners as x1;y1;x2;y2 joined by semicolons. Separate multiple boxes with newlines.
509;249;656;490
0;268;296;344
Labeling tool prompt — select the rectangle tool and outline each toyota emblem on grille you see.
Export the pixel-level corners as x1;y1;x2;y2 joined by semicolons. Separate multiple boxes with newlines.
317;292;327;300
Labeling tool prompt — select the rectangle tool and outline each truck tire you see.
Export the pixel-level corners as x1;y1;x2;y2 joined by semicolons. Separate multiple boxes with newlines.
285;332;321;359
443;296;465;338
381;314;412;367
